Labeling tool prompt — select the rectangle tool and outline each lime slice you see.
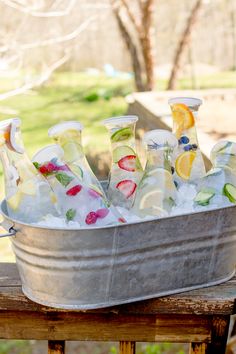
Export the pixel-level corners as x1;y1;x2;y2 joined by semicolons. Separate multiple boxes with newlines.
7;192;22;210
139;189;164;210
113;146;136;163
194;189;215;206
70;163;84;179
62;141;83;163
111;127;133;142
223;183;236;203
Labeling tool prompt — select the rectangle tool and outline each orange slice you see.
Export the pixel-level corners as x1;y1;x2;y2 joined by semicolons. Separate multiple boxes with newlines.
175;151;196;180
171;103;195;138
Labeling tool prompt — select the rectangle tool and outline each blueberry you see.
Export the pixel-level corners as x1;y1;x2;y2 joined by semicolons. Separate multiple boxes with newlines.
179;136;189;144
171;166;175;174
184;144;193;151
192;144;198;150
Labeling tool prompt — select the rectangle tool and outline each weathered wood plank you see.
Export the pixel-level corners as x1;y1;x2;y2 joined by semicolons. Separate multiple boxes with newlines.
0;312;211;342
119;341;135;354
48;340;65;354
0;263;21;286
0;264;235;315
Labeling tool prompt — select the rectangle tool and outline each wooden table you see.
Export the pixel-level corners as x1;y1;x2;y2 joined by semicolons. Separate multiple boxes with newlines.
0;263;235;354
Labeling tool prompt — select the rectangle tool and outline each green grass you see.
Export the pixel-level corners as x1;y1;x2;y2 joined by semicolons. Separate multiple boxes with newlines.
0;72;133;157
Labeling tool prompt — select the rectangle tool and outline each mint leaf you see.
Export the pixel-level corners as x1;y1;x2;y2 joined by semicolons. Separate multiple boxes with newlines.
55;172;74;187
33;161;40;169
66;208;76;221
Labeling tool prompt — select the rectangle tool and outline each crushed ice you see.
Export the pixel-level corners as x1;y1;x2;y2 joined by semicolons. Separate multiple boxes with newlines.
34;184;233;229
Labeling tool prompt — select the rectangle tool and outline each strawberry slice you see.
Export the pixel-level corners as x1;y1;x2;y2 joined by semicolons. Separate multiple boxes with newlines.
118;155;136;172
66;184;82;196
116;180;137;199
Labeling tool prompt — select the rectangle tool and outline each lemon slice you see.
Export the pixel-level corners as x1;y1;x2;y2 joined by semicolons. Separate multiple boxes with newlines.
175;151;196;180
148;168;174;190
171;103;195;138
139;189;164;210
7;192;22;211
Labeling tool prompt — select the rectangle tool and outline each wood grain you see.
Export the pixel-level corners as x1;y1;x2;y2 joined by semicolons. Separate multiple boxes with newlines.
119;341;135;354
0;263;235;316
0;311;211;342
207;315;230;354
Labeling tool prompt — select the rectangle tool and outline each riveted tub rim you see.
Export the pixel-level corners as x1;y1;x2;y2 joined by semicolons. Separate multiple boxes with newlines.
1;200;236;232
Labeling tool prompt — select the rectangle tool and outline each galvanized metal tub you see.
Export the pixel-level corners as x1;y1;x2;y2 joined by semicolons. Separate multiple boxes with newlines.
0;200;236;310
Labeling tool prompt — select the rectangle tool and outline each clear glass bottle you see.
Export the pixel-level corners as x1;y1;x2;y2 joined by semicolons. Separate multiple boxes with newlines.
132;130;178;218
0;118;59;223
48;121;101;189
103;116;143;209
194;141;236;207
33;144;125;227
168;97;206;185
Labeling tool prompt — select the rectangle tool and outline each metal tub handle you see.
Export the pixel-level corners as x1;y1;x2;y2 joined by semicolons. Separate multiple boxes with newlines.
0;219;16;238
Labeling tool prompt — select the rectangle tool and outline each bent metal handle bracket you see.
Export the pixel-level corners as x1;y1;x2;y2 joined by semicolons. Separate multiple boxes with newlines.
0;220;17;238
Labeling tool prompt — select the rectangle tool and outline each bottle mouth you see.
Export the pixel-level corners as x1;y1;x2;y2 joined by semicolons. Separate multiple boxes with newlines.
103;115;138;126
143;129;178;150
48;121;83;137
168;97;203;109
32;144;64;164
0;117;21;132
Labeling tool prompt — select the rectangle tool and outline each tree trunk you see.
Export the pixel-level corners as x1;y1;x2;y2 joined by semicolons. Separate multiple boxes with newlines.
140;0;155;91
112;3;146;91
167;0;203;90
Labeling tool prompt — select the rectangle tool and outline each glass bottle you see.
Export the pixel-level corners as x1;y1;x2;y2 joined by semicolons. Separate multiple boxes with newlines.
168;97;206;185
103;116;143;209
48;121;101;189
194;141;236;207
33;144;125;227
132;130;178;218
0;118;59;223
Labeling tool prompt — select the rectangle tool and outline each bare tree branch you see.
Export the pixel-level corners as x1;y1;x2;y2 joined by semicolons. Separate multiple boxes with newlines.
0;0;76;17
120;0;141;34
0;52;70;101
0;16;96;53
167;0;203;90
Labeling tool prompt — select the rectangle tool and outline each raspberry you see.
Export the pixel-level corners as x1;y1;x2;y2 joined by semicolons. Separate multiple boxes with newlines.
96;208;109;219
85;211;98;225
